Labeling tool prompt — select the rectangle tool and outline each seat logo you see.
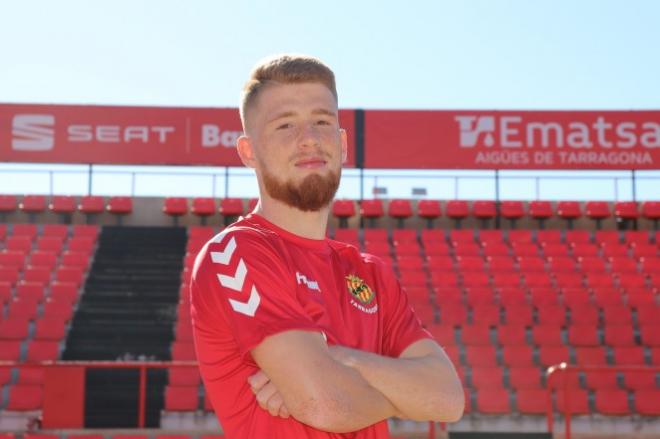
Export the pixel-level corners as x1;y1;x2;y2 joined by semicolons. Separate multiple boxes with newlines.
12;114;55;151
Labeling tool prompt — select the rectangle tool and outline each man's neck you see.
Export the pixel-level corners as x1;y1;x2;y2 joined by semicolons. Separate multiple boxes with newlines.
256;197;329;240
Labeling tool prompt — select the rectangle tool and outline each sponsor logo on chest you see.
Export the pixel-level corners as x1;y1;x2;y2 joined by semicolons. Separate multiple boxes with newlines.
296;271;321;292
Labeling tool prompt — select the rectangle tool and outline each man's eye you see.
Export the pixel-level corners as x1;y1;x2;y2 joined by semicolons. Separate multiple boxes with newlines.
317;120;331;126
277;123;292;130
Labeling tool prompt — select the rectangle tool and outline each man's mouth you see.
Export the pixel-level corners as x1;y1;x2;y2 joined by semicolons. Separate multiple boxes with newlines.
294;157;327;169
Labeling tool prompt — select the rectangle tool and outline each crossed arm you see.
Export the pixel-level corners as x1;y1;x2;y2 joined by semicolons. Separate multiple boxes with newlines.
249;330;464;433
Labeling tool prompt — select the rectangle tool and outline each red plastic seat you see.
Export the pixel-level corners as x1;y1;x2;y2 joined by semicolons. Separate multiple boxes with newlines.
497;325;527;346
26;340;60;361
363;228;388;243
516;388;547;414
596;389;630;415
6;384;43;410
427;325;456;346
476;388;511;414
623;370;656;390
16;281;46;301
585;370;619;390
67;237;96;253
538;345;570;367
555;388;590;414
438;303;468;326
509;367;542;390
536;304;567;325
7;298;39;319
536;230;563;244
417;199;441;227
164;385;199;411
107;196;133;224
78;196;105;224
333;228;359;246
49;195;76;220
612;346;646;365
331;199;356;228
604;324;636;347
460;324;492;345
500;201;525;228
507;230;534;243
387;199;413;228
168;366;201;386
446;200;469;227
503;304;533;325
0;341;22;361
29;251;57;270
602;305;632;325
635;389;660;416
0;316;30;340
585;201;611;229
55;266;85;286
640;325;660;347
568;303;600;325
470;304;501;326
487;256;516;272
0;195;18;218
531;325;563;346
575;346;607;365
72;224;99;238
642;201;660;229
42;298;74;321
6;236;33;252
163;197;188;225
19;195;47;215
471;366;504;389
614;201;639;221
595;230;621;245
191;198;216;225
502;345;535;367
219;198;244;226
472;200;496;227
360;199;384;227
529;201;553;228
557;201;582;229
568;324;600;346
465;345;498;367
34;317;67;340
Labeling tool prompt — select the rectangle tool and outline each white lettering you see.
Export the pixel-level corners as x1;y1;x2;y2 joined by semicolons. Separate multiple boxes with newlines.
152;126;175;143
68;124;176;143
97;125;120;143
500;116;522;148
566;122;592;148
124;126;149;143
527;122;563;148
202;124;221;147
616;122;636;148
593;117;613;148
68;125;93;142
640;122;660;148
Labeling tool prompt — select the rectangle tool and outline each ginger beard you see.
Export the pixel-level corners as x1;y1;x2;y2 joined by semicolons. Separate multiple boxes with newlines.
260;165;341;212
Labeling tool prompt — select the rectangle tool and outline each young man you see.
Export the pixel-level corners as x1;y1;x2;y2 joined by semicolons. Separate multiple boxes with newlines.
190;54;464;438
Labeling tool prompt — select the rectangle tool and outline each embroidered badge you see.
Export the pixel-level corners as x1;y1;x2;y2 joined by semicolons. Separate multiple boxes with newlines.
345;273;377;311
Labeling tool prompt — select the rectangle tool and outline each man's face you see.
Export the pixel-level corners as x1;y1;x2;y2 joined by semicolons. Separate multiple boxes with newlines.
241;82;347;211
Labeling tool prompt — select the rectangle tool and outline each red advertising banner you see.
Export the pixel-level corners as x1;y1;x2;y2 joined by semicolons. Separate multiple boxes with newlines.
365;110;660;169
0;104;356;167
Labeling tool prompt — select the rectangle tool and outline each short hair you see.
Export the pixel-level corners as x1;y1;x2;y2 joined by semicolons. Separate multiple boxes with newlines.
240;54;338;130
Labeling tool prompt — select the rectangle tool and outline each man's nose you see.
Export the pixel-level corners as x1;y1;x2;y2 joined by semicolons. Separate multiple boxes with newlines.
297;123;321;149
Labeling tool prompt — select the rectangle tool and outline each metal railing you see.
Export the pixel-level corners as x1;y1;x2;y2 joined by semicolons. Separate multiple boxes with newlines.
545;363;660;439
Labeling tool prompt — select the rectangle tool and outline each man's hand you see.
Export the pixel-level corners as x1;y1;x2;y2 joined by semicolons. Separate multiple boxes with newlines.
248;370;290;418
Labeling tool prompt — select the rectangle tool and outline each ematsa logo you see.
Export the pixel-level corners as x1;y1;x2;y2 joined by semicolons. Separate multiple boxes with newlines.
455;115;495;147
12;114;55;151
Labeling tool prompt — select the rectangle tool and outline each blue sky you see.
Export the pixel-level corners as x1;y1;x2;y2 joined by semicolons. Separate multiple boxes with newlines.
1;1;658;200
2;0;659;110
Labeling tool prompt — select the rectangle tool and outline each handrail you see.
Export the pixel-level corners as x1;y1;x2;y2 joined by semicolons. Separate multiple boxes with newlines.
0;360;197;428
545;363;660;439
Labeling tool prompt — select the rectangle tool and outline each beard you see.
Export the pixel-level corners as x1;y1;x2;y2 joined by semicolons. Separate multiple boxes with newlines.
261;166;341;212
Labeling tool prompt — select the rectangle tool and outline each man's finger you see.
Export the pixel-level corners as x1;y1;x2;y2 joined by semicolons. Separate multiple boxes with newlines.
248;370;270;393
255;381;279;410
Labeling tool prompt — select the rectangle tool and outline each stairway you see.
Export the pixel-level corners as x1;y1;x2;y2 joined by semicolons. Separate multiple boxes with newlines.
62;226;187;428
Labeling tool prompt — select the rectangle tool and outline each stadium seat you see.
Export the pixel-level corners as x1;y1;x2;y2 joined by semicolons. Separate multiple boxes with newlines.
55;266;85;286
359;199;384;227
557;201;582;229
465;345;498;367
164;385;199;411
191;197;216;225
614;201;639;229
585;201;611;229
575;346;608;365
604;324;636;347
446;200;469;228
470;304;501;326
612;346;645;365
68;237;96;253
538;345;570;367
6;236;33;252
595;230;621;245
6;384;43;410
78;196;105;223
34;317;67;340
0;316;30;340
529;201;553;229
30;251;57;270
438;303;468;326
499;201;525;228
471;366;505;389
595;389;630;415
16;281;46;301
169;367;201;386
219;198;244;226
387;199;413;228
49;195;76;223
555;388;590;415
19;195;47;222
641;201;660;229
472;200;497;228
363;228;388;243
107;196;133;224
426;325;456;346
42;298;74;321
72;224;100;238
508;366;542;390
487;256;516;272
507;229;533;243
7;298;39;319
476;388;511;414
0;340;22;361
623;370;656;390
585;370;619;390
26;340;60;361
516;388;547;414
536;304;566;325
496;324;527;346
635;389;660;416
640;325;660;347
417;199;441;228
531;325;563;346
163;197;188;225
331;199;356;228
568;324;600;346
502;345;535;367
0;194;18;221
333;228;359;246
503;304;533;325
461;324;492;345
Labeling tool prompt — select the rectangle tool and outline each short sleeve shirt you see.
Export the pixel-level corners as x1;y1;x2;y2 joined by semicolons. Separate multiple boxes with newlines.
191;214;432;438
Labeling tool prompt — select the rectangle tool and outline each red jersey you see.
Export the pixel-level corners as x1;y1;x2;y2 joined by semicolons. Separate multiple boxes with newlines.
191;214;431;438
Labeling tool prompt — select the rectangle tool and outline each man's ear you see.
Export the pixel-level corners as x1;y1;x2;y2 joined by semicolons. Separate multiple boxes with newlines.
339;128;348;164
237;135;256;168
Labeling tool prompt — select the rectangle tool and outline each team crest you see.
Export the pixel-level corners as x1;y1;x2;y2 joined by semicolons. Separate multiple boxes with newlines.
346;274;375;305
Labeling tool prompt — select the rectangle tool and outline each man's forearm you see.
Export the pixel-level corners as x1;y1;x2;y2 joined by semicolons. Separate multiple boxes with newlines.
329;343;464;422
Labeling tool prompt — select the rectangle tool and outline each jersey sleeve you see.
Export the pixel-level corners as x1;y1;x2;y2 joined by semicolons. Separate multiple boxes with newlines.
191;228;321;361
376;258;433;358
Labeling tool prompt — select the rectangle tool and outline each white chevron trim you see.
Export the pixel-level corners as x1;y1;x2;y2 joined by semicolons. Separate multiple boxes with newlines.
210;236;236;265
229;285;261;317
211;230;229;244
217;258;247;292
